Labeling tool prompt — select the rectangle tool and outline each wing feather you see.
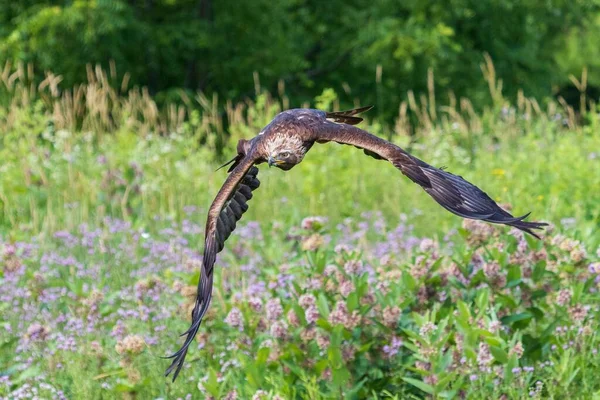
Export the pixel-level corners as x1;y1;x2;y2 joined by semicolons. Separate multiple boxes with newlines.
164;159;260;381
312;117;547;238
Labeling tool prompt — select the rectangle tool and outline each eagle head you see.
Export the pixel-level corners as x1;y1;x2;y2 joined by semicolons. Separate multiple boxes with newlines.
264;135;307;170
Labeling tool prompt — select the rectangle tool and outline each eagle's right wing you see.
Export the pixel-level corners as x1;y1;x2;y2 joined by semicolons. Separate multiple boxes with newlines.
312;107;547;238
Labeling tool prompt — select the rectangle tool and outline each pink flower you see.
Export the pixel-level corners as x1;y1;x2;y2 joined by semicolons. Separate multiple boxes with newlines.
287;310;300;327
343;260;363;275
248;297;263;312
305;305;320;324
301;216;327;231
266;298;283;321
556;289;571;307
339;280;355;298
270;321;288;339
225;307;244;331
299;294;316;308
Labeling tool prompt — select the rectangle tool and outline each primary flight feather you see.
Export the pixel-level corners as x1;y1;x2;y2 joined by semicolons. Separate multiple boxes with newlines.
164;106;547;380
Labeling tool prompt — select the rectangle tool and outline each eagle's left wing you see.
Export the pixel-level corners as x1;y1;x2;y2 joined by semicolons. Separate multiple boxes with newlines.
312;107;547;238
164;156;261;381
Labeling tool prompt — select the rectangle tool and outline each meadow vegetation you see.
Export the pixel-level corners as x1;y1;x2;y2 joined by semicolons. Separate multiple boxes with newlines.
1;61;600;399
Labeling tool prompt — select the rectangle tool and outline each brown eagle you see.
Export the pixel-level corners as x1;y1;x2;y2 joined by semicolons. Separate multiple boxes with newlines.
164;106;546;380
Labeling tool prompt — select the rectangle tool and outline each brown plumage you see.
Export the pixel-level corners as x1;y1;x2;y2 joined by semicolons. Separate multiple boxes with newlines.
164;106;547;380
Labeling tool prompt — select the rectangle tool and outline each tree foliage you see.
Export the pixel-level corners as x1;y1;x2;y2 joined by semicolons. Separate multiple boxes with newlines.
1;0;599;113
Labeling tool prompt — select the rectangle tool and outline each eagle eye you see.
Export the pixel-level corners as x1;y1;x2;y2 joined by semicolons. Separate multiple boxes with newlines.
278;151;292;159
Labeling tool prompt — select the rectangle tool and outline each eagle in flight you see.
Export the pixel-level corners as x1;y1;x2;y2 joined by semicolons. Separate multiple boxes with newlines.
165;106;546;380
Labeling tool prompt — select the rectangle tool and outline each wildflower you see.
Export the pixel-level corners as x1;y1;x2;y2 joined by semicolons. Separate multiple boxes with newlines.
410;256;429;279
270;321;288;339
489;320;501;334
334;244;351;254
305;305;320;324
556;289;571;306
329;302;349;326
477;343;492;367
382;336;403;358
298;293;316;308
342;344;356;361
301;216;327;231
4;254;22;272
339;280;355;297
115;335;145;355
415;361;431;371
382;306;401;328
316;332;330;349
469;374;478;381
343;260;363;275
224;307;244;331
424;374;439;385
301;234;324;251
127;368;141;384
419;322;437;337
360;291;376;306
570;248;587;263
581;325;593;336
180;285;197;298
224;389;238;400
329;301;360;329
559;238;578;252
509;342;524;359
533;249;547;262
25;323;50;341
252;390;268;400
323;264;337;276
300;328;316;342
89;341;102;355
287;310;300;327
266;298;283;321
463;219;495;245
248;297;263;312
569;304;588;323
419;238;436;253
83;289;104;307
417;285;430;304
304;277;322;290
483;261;501;278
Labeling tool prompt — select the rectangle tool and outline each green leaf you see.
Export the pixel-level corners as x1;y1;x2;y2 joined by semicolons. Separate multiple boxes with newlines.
475;289;489;314
332;366;351;387
402;271;416;290
501;312;533;324
346;291;359;311
489;345;508;363
402;377;435;394
317;293;330;318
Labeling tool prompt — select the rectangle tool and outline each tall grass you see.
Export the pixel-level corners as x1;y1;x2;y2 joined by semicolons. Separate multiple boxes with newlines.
1;59;599;240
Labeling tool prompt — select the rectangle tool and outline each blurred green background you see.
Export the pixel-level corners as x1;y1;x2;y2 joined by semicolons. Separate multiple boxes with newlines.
1;0;600;116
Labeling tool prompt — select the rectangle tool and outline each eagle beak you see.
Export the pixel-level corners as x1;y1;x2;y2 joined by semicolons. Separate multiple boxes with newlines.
268;156;275;167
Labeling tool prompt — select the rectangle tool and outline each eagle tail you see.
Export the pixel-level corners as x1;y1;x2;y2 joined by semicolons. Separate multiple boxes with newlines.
326;105;374;125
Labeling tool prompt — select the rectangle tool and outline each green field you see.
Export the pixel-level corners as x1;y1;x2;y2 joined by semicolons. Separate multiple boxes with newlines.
1;67;600;399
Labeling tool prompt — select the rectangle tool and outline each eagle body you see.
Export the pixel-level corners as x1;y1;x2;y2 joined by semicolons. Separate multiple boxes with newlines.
164;106;547;380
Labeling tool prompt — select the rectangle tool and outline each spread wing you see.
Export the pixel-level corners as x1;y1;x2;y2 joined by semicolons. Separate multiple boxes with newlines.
313;107;547;238
164;156;260;381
